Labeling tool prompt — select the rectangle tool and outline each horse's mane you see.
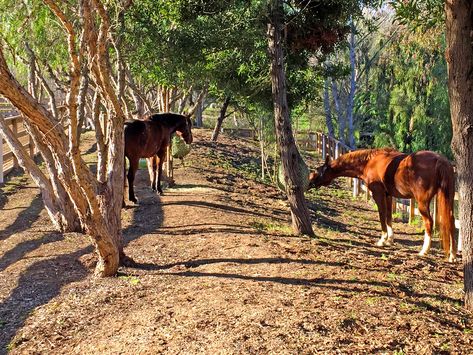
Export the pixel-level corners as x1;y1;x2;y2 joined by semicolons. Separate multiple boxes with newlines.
336;148;398;166
147;113;185;127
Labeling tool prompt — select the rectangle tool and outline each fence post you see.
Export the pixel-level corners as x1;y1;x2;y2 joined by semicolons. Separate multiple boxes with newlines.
335;142;339;159
353;178;359;197
409;198;415;224
365;184;370;201
12;118;18;168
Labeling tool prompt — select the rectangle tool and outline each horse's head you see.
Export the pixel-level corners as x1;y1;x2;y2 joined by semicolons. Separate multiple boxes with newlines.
308;155;333;189
176;115;193;144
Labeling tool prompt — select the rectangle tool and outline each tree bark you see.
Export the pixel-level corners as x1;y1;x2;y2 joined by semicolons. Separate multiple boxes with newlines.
0;0;128;276
0;117;80;231
332;79;345;144
346;17;357;149
445;0;473;309
323;77;335;137
268;0;314;236
211;96;231;141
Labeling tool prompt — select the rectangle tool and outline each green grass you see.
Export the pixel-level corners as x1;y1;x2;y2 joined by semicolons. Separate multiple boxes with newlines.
249;219;294;235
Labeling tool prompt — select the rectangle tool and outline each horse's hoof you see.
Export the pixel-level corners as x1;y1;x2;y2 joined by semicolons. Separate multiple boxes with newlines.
384;239;394;246
448;255;457;263
375;240;385;247
418;251;427;257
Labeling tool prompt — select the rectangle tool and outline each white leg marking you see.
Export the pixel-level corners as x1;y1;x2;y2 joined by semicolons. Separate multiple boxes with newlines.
376;232;388;247
419;232;431;256
385;225;394;245
449;241;457;263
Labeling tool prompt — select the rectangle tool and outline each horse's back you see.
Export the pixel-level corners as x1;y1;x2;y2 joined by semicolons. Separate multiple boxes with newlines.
124;119;155;158
395;150;452;197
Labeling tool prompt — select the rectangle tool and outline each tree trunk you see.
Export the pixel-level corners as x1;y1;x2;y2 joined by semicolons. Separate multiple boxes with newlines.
0;0;128;277
332;79;345;144
211;96;231;141
346;17;357;149
323;77;335;137
0;117;80;232
445;0;473;310
194;98;204;128
268;0;314;236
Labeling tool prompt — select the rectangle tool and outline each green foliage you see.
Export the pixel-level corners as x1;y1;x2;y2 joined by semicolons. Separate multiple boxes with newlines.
354;14;452;158
0;0;69;84
390;0;443;30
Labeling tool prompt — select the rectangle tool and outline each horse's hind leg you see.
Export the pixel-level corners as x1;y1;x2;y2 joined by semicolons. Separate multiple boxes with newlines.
157;155;164;195
127;157;140;204
417;199;433;256
147;156;158;191
385;195;394;245
123;158;128;207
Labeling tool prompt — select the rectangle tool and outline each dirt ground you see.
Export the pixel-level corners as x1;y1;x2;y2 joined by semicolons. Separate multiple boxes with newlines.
0;129;472;354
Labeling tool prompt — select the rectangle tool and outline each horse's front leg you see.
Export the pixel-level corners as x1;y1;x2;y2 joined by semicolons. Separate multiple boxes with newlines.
371;188;389;246
417;200;433;256
157;151;165;195
127;157;140;204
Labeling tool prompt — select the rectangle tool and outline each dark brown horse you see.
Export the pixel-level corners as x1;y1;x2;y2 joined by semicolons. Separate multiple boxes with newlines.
308;148;456;262
124;113;193;204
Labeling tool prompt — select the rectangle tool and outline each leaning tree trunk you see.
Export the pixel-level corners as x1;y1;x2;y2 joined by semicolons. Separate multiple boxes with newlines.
0;117;80;232
267;0;314;236
211;96;231;142
323;77;335;137
332;80;345;144
445;0;473;310
0;0;128;276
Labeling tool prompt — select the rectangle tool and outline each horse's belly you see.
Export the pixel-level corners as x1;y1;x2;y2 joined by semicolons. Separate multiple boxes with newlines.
390;187;413;199
388;177;413;199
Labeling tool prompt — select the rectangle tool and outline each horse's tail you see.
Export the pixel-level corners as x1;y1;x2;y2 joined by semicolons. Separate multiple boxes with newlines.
436;158;456;256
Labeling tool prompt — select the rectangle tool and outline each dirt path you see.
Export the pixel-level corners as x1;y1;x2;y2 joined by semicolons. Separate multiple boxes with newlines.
1;130;472;354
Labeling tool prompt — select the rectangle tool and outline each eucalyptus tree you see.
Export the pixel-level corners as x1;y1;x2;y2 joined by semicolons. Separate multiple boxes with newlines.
0;0;132;276
392;0;473;310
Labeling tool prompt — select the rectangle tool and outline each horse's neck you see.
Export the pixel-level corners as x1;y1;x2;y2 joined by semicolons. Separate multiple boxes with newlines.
153;120;178;134
331;155;366;179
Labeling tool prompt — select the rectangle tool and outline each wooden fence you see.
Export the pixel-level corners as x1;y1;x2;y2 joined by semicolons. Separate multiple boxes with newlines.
0;102;37;184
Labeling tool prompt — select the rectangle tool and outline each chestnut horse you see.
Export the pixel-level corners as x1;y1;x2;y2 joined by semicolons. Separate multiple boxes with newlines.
124;113;193;204
308;148;456;262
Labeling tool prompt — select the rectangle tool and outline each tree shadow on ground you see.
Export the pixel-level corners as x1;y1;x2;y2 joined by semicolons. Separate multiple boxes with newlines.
132;257;348;271
0;194;43;242
161;200;286;221
0;232;63;272
0;169;164;353
0;246;93;353
161;269;463;330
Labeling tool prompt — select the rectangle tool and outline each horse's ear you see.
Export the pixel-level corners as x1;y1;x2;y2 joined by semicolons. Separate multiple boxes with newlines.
325;154;331;166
